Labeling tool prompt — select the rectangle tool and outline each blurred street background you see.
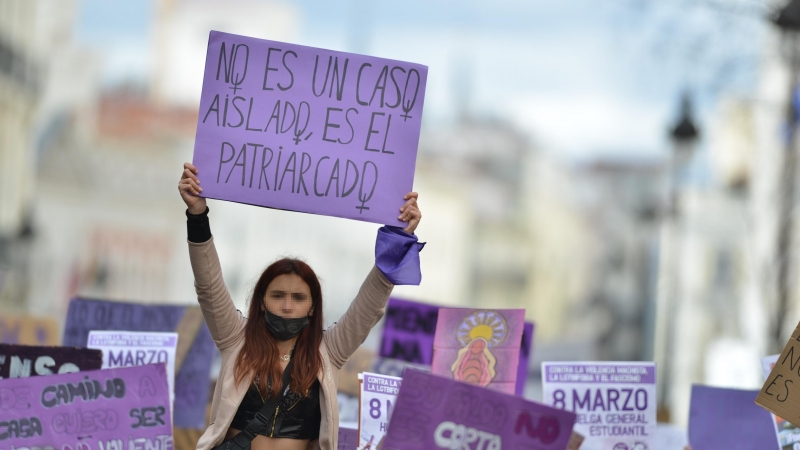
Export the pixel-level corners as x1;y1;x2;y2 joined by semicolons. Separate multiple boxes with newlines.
1;0;798;431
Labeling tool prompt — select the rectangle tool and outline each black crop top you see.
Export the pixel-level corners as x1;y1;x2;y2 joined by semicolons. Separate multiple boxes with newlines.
230;376;322;440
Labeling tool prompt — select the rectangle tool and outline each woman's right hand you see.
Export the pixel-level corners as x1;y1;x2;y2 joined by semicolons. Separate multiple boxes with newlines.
178;162;207;214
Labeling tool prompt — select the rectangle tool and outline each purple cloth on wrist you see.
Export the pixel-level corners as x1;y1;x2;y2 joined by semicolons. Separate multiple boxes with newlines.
375;226;425;285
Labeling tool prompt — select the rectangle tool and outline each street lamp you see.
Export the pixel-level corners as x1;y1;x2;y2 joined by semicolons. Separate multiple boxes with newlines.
772;0;800;352
656;92;699;422
670;94;699;213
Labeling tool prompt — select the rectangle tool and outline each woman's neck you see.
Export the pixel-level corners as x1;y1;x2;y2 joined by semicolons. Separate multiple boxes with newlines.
276;337;298;356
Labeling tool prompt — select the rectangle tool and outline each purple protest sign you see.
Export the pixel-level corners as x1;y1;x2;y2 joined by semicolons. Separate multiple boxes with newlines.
193;31;428;225
383;368;577;450
338;426;358;450
688;385;777;450
432;308;525;394
515;322;535;396
63;298;216;428
379;297;439;365
0;364;172;449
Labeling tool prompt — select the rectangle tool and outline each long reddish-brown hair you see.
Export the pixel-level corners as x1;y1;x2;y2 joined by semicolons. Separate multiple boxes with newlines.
233;258;324;398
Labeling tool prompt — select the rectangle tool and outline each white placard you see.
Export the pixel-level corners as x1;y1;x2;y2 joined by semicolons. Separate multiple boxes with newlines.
542;361;656;450
88;330;178;412
762;354;800;450
358;371;402;449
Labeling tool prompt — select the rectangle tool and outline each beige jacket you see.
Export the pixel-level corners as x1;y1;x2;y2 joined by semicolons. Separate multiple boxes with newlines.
189;237;394;450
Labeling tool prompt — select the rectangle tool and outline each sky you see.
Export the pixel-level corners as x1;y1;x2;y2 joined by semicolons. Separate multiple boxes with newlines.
74;0;769;162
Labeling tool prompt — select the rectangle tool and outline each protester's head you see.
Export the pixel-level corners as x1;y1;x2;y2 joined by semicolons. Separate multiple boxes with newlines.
257;258;321;320
234;258;324;396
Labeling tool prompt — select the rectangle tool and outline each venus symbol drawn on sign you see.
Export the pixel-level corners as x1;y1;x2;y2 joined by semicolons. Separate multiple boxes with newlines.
356;161;378;213
400;69;421;122
217;42;249;95
450;311;508;387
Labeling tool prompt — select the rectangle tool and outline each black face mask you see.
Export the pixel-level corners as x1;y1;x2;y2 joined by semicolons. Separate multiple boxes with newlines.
264;310;309;340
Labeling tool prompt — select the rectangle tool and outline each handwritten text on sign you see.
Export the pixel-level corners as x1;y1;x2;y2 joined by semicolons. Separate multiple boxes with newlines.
0;364;172;449
379;297;439;365
0;344;102;379
757;320;800;428
382;369;577;450
193;31;428;224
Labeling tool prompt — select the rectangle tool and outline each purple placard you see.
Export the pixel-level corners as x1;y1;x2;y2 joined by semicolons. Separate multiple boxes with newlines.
515;322;535;396
432;308;525;394
688;385;777;450
383;368;577;450
544;364;656;384
379;298;439;365
0;344;103;378
63;298;216;428
338;426;358;450
0;364;172;448
193;31;428;225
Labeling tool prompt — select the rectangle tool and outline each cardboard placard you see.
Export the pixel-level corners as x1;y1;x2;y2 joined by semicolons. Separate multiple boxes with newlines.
193;31;428;225
0;364;172;448
568;431;585;450
0;314;59;346
758;321;800;428
762;354;799;449
689;385;777;450
383;368;577;450
516;322;535;396
358;372;402;448
371;356;429;379
431;308;525;394
338;347;376;397
541;362;656;450
379;298;439;365
0;343;102;379
63;298;215;428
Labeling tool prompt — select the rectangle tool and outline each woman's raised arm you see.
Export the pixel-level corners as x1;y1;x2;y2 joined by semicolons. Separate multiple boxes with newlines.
325;193;424;368
180;162;245;350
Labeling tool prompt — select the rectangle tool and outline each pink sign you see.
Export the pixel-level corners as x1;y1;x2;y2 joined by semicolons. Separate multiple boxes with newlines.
431;308;525;394
383;368;577;450
193;31;428;225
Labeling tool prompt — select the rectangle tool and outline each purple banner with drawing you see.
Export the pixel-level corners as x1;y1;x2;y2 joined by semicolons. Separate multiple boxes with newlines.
380;297;439;365
63;298;216;428
383;368;577;450
431;308;525;394
515;322;535;396
193;31;428;225
0;364;172;449
542;362;656;450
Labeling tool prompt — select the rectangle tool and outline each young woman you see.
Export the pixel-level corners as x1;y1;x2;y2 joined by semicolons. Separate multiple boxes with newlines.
178;162;423;450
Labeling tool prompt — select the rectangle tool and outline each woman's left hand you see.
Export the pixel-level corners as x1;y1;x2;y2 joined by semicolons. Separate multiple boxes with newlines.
399;192;421;234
